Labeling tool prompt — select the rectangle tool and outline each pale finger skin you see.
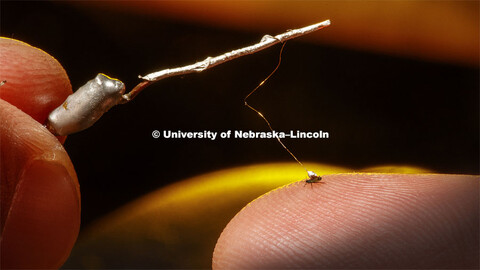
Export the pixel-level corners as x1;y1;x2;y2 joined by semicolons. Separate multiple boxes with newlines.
213;174;479;269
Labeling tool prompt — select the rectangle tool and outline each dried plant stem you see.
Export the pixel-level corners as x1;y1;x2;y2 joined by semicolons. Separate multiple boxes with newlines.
122;20;330;101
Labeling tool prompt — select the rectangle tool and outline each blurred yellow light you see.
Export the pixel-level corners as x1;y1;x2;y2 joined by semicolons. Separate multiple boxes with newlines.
66;162;431;268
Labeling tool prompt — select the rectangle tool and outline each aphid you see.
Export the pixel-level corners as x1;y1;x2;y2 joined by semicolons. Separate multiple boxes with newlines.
304;170;323;187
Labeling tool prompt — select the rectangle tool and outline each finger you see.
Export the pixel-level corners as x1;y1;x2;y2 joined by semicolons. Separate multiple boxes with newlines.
0;99;80;269
213;174;479;269
61;163;350;268
0;37;80;269
0;37;72;124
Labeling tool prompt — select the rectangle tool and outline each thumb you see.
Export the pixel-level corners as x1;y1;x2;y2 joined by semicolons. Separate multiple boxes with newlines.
0;37;72;124
0;38;80;269
0;99;81;269
213;174;479;269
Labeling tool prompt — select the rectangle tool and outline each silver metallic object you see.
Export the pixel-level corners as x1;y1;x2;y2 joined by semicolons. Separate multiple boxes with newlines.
123;20;331;101
46;20;330;136
139;20;331;82
46;74;125;136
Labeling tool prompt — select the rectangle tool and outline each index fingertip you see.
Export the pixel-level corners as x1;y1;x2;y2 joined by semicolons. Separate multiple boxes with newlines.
0;37;72;124
213;174;479;269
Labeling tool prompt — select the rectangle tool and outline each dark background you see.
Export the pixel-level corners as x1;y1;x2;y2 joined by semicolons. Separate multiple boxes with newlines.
1;1;478;231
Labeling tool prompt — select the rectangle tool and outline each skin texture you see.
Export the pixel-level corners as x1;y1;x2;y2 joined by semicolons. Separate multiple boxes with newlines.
213;174;479;269
0;38;80;269
0;38;72;124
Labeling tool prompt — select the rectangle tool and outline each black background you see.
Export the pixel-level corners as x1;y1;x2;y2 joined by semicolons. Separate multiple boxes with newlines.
2;1;478;230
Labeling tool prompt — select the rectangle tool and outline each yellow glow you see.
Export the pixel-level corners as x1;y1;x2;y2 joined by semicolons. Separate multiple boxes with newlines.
69;163;432;268
89;162;348;226
359;165;433;174
98;73;122;82
83;162;432;231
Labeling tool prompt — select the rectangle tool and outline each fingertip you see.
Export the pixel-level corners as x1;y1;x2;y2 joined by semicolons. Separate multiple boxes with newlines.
213;174;479;269
0;37;72;124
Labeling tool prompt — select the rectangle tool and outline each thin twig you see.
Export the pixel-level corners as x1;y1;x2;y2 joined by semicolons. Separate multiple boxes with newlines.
122;19;330;101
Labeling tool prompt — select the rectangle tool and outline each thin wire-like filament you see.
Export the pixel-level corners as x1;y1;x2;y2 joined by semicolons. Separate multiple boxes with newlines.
244;42;309;174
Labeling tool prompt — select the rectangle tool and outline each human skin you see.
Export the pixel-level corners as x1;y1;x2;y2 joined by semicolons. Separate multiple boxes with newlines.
0;38;80;269
1;38;478;269
213;174;479;269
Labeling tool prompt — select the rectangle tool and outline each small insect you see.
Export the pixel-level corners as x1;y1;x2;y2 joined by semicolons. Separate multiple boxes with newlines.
304;170;323;187
0;80;6;87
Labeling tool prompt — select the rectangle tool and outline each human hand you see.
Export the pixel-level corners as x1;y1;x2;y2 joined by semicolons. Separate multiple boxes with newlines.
0;38;80;269
213;173;479;269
